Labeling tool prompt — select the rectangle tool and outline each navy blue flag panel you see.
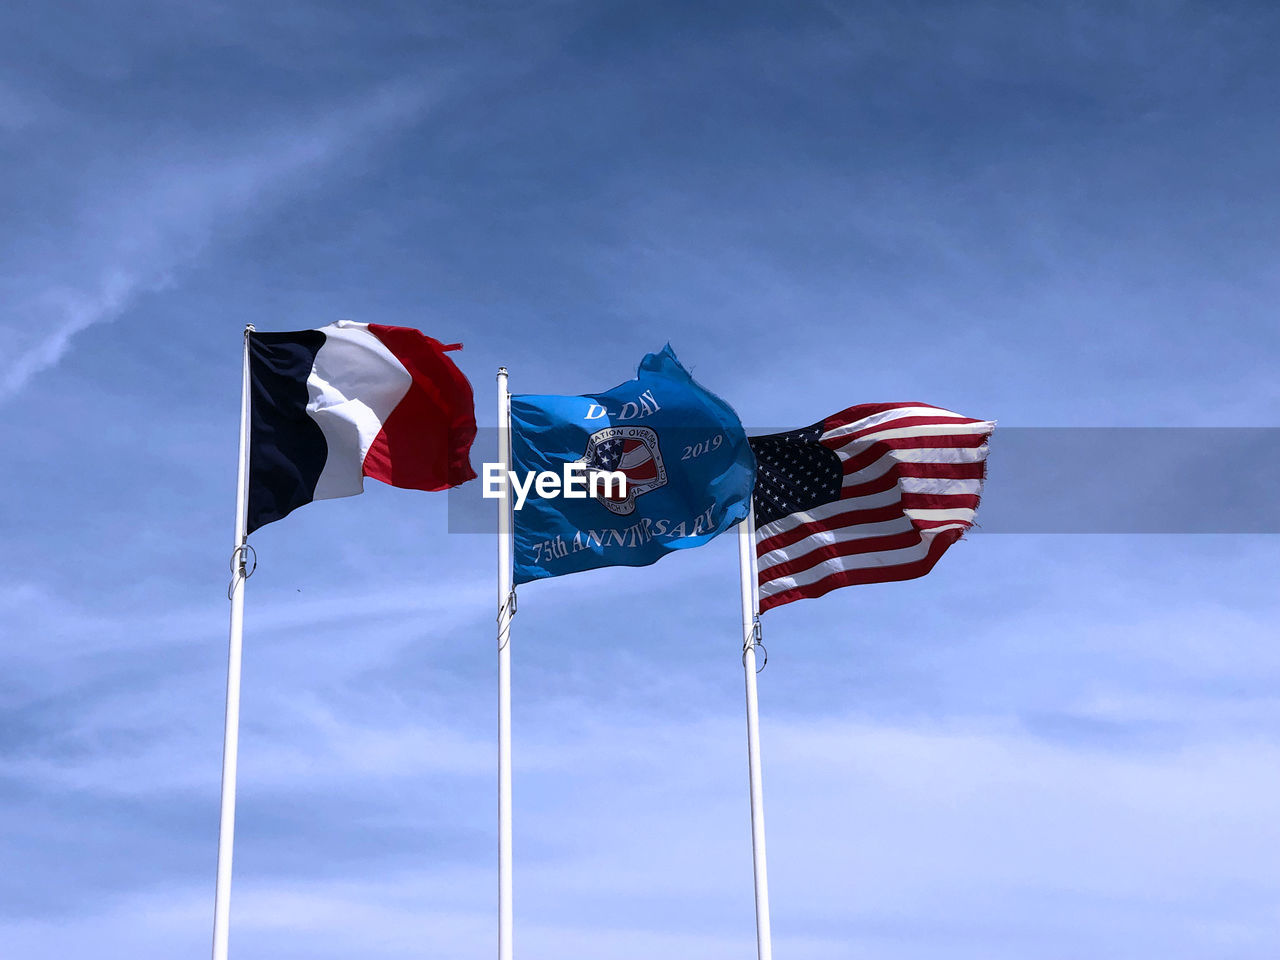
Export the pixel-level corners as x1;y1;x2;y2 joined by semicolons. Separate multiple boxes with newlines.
509;346;755;584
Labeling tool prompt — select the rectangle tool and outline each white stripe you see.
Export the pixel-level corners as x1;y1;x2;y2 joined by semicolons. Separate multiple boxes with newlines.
757;471;981;542
909;521;969;534
826;421;995;453
899;477;984;496
307;321;412;501
759;528;952;598
757;505;977;574
757;524;914;574
888;443;989;464
838;450;899;484
905;508;979;523
761;484;906;521
756;510;912;545
757;516;976;578
838;444;989;485
821;405;969;443
755;483;907;539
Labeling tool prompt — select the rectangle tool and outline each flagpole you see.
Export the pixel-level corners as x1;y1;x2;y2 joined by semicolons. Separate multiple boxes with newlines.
496;367;514;960
738;501;773;960
212;324;254;960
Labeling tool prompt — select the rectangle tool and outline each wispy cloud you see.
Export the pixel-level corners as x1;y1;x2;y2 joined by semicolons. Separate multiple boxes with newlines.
0;81;434;402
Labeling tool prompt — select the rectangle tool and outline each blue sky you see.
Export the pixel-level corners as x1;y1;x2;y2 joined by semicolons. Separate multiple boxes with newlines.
3;2;1280;957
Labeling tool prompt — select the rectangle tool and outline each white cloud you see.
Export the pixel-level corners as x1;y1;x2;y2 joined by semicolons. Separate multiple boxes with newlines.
0;80;434;402
5;711;1278;958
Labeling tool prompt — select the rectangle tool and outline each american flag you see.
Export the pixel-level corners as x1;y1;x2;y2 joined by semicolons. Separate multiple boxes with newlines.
750;403;994;612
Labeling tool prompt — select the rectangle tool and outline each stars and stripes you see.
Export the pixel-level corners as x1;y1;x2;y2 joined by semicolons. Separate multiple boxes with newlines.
750;403;994;612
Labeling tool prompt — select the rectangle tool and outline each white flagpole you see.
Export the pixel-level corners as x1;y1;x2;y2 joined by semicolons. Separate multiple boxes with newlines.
212;324;255;960
496;367;514;960
737;501;773;960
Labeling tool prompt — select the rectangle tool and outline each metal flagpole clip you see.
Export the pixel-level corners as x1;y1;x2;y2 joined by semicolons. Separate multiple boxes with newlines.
227;541;257;599
743;616;767;672
496;589;517;623
497;588;517;650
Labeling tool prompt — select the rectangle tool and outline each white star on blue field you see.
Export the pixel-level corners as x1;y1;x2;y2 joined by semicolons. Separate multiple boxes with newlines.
3;3;1280;958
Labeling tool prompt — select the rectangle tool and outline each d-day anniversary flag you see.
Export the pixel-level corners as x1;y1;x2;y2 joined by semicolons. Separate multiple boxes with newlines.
509;345;755;583
247;320;477;531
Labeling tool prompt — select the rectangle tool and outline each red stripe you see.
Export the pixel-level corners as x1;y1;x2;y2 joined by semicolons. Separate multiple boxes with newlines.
757;503;909;554
900;492;981;511
831;433;990;470
838;443;892;476
758;501;977;557
821;402;950;432
838;448;988;492
362;324;477;490
840;470;901;499
626;461;658;482
896;461;986;480
757;530;924;581
759;529;962;612
826;414;987;444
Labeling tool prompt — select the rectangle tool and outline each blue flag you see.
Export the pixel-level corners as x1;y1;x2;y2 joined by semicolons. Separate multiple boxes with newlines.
510;346;755;584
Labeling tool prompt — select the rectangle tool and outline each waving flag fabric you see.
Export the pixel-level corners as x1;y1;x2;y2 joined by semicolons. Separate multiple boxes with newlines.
751;403;993;611
247;320;476;532
510;345;755;584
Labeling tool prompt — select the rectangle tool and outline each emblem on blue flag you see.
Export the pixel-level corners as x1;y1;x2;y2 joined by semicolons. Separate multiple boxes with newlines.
576;426;667;515
510;345;755;584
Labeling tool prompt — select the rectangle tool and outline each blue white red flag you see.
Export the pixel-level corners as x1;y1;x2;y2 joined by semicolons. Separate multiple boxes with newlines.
247;320;476;532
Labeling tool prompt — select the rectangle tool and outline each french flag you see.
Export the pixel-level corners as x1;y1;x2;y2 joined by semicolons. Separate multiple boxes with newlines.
247;320;476;532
